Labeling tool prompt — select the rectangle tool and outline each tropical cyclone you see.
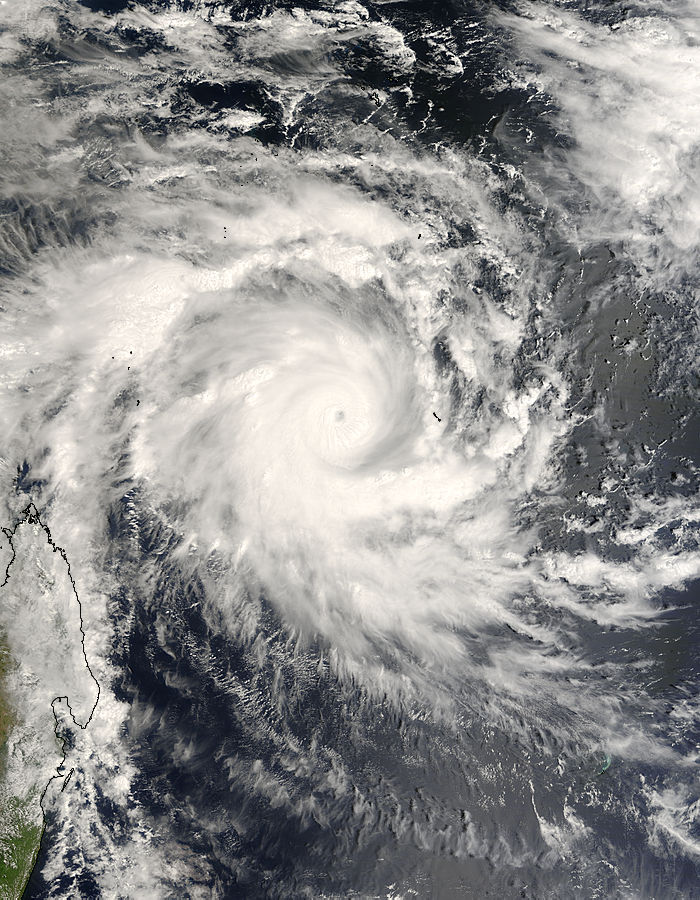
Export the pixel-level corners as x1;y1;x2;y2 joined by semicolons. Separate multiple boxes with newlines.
0;505;99;899
132;279;554;688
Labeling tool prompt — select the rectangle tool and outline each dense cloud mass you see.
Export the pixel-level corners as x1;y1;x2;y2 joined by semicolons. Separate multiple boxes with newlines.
0;0;698;897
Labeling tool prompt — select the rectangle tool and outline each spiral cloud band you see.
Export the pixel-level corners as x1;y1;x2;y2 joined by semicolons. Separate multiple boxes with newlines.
130;197;544;681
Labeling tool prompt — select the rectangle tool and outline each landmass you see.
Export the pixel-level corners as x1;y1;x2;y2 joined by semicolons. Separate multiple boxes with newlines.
0;505;99;899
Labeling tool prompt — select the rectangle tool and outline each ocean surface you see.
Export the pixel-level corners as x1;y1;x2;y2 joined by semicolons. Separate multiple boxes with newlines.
0;0;698;897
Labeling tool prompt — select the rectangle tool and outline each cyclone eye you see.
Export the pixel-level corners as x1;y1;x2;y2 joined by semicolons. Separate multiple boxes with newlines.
335;409;346;422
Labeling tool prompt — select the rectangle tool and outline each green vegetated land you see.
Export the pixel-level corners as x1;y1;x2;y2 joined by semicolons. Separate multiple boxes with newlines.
0;798;42;900
0;632;43;900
